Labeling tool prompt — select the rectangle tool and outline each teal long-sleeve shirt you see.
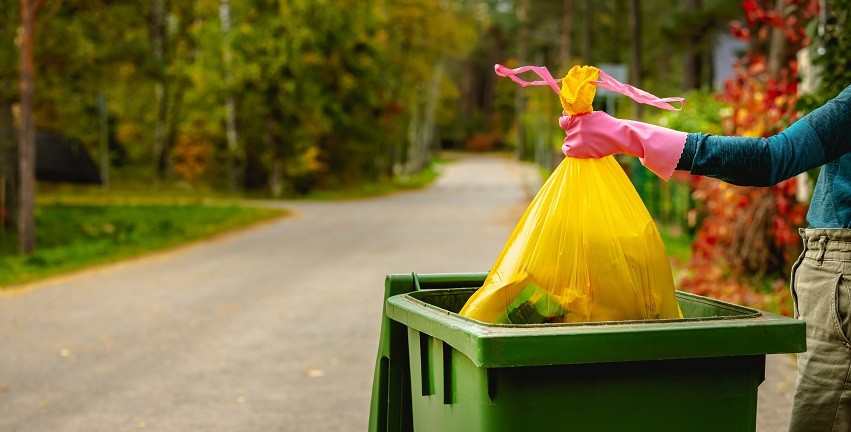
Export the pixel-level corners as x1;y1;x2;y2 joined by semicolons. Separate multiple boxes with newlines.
676;85;851;228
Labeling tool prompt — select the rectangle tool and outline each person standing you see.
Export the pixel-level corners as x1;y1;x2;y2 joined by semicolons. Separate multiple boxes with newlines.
561;84;851;432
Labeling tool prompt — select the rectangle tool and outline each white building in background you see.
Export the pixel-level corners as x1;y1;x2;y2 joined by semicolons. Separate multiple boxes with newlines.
712;33;749;91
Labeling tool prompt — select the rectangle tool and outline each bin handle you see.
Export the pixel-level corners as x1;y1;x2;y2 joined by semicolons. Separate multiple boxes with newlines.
369;273;488;432
412;272;422;291
409;272;488;292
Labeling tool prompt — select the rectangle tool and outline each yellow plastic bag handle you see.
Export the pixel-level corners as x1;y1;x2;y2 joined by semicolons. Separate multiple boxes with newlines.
494;64;685;115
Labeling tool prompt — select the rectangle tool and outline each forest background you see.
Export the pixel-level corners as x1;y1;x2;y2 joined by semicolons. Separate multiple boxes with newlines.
1;0;849;308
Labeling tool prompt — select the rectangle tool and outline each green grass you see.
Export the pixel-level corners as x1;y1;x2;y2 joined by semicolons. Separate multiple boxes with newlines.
37;177;237;203
301;162;443;201
0;156;456;287
0;203;286;287
1;158;450;287
658;225;693;264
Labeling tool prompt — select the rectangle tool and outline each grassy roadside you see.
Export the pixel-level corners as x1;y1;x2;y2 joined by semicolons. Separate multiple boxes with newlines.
1;158;451;288
300;158;447;201
39;157;450;203
0;203;286;288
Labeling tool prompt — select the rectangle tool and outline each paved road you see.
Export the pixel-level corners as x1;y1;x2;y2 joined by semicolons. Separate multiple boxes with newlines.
0;154;797;431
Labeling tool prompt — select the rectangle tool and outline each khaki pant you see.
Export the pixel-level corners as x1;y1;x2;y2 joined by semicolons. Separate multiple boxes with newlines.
789;229;851;432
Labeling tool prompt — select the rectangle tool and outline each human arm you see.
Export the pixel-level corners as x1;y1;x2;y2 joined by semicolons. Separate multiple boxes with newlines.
562;85;851;185
560;111;687;180
677;85;851;186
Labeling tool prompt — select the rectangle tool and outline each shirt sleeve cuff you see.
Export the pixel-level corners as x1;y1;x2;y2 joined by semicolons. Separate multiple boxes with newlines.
675;133;700;172
639;130;689;181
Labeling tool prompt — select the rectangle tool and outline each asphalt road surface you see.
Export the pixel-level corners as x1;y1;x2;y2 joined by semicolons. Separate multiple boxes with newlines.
0;154;797;431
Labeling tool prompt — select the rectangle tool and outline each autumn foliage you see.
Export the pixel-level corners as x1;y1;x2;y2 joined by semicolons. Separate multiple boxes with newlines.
678;0;818;314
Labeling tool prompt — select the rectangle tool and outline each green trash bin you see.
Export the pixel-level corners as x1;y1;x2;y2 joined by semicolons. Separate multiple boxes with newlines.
369;273;806;432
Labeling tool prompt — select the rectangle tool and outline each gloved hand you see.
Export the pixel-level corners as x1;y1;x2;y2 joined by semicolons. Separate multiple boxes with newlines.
560;110;688;181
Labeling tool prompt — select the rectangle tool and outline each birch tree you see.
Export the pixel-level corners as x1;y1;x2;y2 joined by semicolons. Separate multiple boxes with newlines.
18;0;46;253
219;0;240;191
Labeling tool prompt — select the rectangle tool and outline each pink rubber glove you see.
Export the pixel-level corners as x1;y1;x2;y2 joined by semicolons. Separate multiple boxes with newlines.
560;111;688;181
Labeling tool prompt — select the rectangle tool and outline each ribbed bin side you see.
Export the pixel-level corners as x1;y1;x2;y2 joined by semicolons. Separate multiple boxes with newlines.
370;273;805;432
406;326;764;432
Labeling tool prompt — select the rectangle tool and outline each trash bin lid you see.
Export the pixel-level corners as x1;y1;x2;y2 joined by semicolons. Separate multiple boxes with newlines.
387;288;806;368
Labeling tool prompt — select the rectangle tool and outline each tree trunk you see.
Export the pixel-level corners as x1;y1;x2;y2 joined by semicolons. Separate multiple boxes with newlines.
482;26;504;132
560;0;574;72
416;61;443;172
151;0;168;181
159;80;189;177
682;0;702;90
153;80;168;177
767;0;787;78
163;0;200;179
404;64;439;176
704;48;714;89
0;96;16;231
405;98;420;176
581;0;592;64
628;0;643;119
18;0;42;254
460;57;473;141
98;91;109;189
219;0;240;192
515;0;529;160
688;54;704;90
266;84;285;198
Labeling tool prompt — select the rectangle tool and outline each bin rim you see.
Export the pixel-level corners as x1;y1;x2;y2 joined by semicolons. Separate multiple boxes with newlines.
368;272;806;432
401;288;763;328
386;279;806;368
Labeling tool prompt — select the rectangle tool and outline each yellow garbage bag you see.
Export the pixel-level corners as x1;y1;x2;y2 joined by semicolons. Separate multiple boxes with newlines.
459;65;683;324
